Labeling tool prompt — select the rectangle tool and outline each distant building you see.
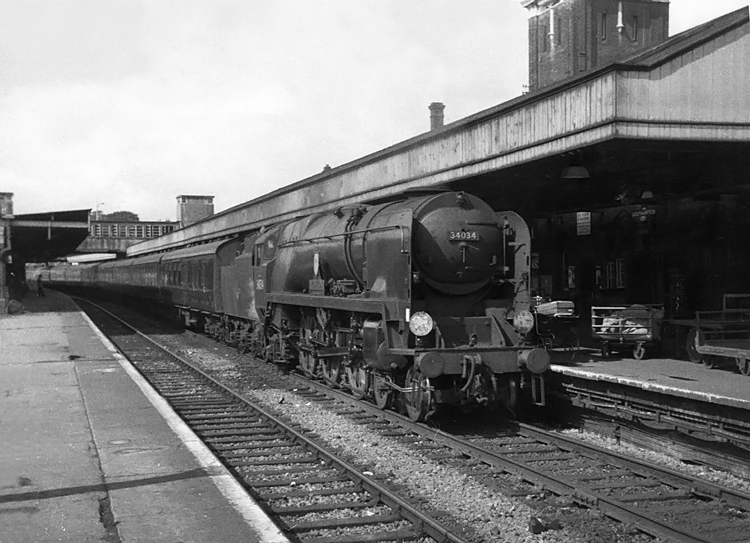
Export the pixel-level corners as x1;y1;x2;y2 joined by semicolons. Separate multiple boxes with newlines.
81;217;178;255
176;195;214;228
523;0;670;91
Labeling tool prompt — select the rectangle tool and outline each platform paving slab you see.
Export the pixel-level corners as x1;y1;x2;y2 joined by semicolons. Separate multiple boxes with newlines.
551;350;750;410
0;291;289;543
0;359;109;543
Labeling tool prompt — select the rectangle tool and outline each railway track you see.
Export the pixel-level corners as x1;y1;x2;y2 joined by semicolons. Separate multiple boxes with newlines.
282;377;750;543
80;299;470;543
82;297;750;542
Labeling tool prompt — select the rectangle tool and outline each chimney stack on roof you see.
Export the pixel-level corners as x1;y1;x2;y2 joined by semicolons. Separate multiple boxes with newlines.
429;102;445;131
176;195;214;228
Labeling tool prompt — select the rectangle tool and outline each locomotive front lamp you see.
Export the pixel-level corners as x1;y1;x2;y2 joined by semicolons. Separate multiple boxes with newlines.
409;311;434;337
513;309;535;334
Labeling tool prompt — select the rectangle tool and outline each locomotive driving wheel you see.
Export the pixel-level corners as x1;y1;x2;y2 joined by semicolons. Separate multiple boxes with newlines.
321;357;342;387
345;360;368;400
404;366;433;422
298;349;317;378
372;372;393;410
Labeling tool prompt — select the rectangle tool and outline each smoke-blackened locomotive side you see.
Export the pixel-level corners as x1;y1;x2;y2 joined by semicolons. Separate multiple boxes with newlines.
257;191;548;421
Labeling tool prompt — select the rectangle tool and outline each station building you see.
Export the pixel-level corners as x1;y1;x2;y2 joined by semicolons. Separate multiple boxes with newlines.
7;0;750;359
125;2;750;357
82;195;213;255
2;194;212;310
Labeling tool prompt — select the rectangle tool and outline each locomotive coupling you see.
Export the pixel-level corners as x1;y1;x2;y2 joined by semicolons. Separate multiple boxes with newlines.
517;347;550;374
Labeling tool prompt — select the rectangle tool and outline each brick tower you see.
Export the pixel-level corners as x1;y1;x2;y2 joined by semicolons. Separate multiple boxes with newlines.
522;0;670;91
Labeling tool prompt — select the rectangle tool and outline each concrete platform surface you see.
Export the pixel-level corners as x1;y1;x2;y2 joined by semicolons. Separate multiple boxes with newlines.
550;349;750;410
0;290;289;543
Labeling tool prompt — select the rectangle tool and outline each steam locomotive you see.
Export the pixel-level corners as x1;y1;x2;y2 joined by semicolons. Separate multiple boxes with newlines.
41;191;550;421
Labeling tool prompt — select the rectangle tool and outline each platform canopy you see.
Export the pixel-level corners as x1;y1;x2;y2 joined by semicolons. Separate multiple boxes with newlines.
9;209;91;263
128;7;750;256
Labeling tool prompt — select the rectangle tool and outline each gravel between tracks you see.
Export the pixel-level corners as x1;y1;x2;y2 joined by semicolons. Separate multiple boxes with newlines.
159;330;750;541
556;428;750;494
162;336;661;543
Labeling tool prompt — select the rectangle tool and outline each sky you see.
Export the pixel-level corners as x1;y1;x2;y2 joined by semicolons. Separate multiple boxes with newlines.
1;1;748;221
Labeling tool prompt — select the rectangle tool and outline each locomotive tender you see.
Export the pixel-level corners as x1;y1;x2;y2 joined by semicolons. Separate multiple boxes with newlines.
44;191;550;421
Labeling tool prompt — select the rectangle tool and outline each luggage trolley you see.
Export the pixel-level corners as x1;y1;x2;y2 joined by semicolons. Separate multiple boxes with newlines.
532;299;580;355
591;304;664;360
692;294;750;375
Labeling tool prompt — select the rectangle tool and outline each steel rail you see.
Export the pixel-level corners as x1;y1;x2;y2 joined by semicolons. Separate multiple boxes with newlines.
79;298;471;543
293;376;750;543
517;423;750;511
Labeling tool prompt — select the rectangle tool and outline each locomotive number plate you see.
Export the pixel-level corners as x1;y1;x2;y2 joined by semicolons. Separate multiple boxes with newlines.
448;230;479;241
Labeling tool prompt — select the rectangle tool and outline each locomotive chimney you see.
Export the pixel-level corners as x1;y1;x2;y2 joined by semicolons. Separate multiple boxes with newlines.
429;102;445;131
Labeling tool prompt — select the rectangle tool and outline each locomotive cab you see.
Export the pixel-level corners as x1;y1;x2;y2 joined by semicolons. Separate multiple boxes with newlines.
251;225;282;314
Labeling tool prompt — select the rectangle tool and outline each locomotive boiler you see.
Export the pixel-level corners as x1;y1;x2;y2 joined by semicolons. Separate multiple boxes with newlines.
42;190;549;421
252;190;549;420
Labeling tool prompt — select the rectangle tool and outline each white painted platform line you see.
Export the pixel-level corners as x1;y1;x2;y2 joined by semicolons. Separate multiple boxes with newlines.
80;310;291;543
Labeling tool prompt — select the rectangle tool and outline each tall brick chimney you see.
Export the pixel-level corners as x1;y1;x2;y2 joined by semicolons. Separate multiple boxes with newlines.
176;195;214;228
429;102;445;131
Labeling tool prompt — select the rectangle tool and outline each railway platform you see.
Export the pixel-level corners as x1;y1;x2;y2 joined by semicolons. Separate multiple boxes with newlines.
0;290;289;543
549;349;750;411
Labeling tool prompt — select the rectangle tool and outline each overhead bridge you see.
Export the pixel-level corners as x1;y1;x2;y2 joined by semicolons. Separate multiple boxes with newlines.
7;210;91;263
128;8;750;257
